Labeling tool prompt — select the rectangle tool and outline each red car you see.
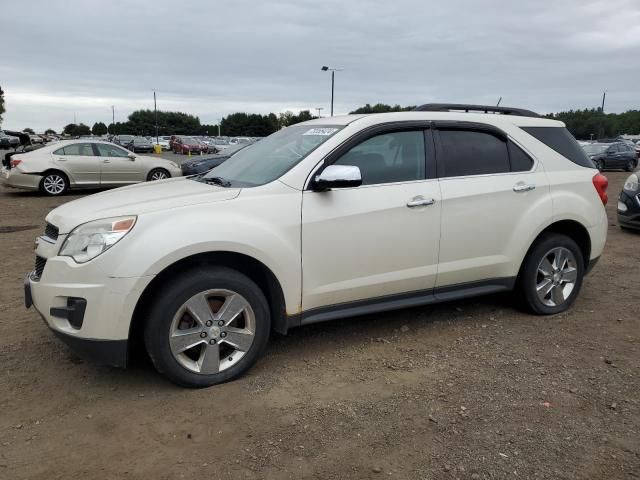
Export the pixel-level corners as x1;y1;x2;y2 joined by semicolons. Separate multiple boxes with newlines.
172;136;207;155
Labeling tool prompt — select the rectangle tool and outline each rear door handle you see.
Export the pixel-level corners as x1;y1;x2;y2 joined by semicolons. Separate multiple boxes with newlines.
102;159;111;163
513;183;535;192
57;157;67;162
406;197;436;208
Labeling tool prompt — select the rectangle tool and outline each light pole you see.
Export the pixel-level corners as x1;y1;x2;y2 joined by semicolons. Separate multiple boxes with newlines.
153;90;158;143
111;105;115;134
316;107;324;118
321;66;343;116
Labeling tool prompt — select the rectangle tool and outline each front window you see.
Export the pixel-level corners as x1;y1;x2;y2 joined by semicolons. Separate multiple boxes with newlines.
201;125;342;187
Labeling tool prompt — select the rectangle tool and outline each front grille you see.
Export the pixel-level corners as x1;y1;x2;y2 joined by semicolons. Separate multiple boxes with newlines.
44;222;59;241
34;256;46;280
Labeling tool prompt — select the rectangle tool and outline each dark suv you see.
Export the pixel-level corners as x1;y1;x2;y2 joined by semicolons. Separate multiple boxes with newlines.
583;142;637;171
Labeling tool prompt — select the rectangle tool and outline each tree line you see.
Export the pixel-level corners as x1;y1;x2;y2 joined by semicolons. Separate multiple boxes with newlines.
57;109;317;138
5;94;640;140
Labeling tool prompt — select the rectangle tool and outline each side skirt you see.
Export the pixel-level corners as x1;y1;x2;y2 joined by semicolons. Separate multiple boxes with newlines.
286;277;516;330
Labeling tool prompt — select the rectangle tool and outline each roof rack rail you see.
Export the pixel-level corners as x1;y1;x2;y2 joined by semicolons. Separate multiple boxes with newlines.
413;103;541;118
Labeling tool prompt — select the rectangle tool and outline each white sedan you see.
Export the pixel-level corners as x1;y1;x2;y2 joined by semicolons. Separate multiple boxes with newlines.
1;140;182;195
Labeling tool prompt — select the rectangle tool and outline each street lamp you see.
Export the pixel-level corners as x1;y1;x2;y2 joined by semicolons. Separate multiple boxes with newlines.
321;65;343;116
316;107;324;118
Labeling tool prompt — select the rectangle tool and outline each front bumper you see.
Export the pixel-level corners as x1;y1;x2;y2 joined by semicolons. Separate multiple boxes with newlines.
27;275;128;367
25;248;154;367
617;190;640;230
1;167;42;191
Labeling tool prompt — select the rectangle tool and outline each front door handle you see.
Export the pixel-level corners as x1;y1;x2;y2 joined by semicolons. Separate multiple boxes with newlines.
406;197;436;208
513;183;535;192
102;159;111;163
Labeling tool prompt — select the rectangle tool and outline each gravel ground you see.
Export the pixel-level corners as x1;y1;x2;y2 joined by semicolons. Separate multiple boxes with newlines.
0;171;638;479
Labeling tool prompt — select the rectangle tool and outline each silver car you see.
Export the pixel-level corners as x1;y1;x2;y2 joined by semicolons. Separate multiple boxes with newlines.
1;140;182;195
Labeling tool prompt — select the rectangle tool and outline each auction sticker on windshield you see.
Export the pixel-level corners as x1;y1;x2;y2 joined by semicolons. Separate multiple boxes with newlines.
303;128;339;136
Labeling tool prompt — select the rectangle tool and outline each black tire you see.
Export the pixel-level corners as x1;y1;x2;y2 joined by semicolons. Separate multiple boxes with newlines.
518;233;585;315
146;168;170;181
594;158;604;171
144;267;271;388
625;159;636;172
39;171;69;196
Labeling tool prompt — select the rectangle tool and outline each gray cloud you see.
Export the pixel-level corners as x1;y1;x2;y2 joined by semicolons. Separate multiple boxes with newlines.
1;0;639;131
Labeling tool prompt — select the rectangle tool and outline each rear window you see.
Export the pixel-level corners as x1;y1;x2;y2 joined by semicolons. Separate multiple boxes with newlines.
523;127;594;168
438;130;510;177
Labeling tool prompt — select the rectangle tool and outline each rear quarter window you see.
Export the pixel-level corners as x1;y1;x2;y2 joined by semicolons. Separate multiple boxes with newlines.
522;126;594;168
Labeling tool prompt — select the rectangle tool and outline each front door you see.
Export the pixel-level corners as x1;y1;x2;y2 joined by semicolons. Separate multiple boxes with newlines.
95;143;145;184
301;128;441;312
51;142;100;185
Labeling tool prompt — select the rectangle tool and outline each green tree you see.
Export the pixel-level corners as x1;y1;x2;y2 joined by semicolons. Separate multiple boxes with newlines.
0;86;5;126
44;128;56;135
91;122;108;136
23;127;35;134
350;103;416;114
220;112;279;136
63;123;91;136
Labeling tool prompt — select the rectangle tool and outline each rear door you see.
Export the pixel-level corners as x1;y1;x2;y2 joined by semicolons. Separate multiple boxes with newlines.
95;143;145;184
51;143;100;185
434;124;550;289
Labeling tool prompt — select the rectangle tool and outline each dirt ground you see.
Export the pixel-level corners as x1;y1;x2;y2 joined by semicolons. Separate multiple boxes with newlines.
0;171;638;479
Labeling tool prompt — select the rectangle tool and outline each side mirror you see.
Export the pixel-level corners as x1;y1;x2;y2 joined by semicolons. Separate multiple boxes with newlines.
312;165;362;191
128;152;136;160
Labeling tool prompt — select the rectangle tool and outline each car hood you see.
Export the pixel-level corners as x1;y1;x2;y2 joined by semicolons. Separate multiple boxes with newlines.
47;177;240;233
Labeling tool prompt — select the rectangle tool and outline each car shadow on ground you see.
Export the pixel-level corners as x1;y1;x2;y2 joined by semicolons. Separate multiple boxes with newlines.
74;292;518;391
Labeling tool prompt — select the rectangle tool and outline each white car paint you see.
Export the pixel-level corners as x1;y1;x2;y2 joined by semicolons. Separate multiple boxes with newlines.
25;110;608;372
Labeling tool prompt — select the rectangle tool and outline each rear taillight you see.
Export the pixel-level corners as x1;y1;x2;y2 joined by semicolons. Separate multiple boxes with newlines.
10;159;22;168
592;173;608;205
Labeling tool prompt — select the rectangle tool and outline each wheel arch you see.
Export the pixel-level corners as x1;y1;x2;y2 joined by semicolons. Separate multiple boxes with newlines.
518;219;591;278
129;250;288;355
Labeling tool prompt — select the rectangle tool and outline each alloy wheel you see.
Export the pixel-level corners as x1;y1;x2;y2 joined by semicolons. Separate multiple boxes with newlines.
535;247;578;307
169;289;256;375
150;170;168;180
43;175;65;195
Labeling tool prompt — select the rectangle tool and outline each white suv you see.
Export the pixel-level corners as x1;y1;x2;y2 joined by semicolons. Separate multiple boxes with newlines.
24;104;608;387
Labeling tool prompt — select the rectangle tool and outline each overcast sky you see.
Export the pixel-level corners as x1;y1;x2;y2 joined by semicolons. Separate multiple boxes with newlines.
1;0;639;132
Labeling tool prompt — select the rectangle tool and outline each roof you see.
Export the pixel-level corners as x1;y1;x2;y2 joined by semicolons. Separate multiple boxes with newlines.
299;111;563;128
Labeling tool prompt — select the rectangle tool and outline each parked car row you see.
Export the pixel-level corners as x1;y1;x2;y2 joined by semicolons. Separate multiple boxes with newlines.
0;130;60;149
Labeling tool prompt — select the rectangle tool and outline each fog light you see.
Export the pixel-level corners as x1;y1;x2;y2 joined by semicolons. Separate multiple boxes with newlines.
617;201;628;213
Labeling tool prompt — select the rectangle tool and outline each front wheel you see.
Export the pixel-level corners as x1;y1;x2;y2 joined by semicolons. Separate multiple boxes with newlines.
39;171;69;196
594;158;604;171
144;267;271;387
147;168;170;181
519;233;584;315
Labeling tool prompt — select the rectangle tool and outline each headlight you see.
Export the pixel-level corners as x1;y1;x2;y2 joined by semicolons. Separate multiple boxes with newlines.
623;173;638;192
59;216;136;263
170;161;180;169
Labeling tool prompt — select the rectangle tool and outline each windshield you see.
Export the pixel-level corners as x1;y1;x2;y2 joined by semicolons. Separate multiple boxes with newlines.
183;137;199;145
582;144;608;154
202;125;342;187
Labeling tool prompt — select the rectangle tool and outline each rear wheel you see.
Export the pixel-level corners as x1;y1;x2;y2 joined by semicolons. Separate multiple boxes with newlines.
519;233;584;315
147;168;170;181
144;267;271;387
39;171;69;196
625;159;636;172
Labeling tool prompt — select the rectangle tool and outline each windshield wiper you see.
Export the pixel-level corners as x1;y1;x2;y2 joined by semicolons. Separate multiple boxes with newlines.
202;176;231;187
